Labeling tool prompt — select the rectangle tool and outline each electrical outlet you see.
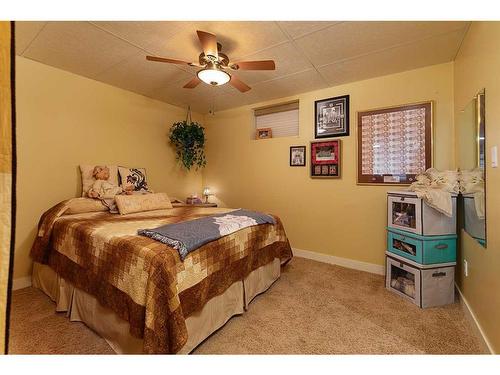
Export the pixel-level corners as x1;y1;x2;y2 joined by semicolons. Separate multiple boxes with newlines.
464;259;469;277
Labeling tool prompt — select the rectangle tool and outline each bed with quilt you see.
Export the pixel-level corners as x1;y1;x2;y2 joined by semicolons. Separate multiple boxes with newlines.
30;197;292;354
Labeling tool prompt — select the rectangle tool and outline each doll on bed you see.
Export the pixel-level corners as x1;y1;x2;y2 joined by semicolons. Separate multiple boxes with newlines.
87;166;133;199
87;166;133;215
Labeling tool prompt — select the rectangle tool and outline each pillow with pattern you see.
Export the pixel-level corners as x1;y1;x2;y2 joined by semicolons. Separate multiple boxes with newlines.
118;166;150;192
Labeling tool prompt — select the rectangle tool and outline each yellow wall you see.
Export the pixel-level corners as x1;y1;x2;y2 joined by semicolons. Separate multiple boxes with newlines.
203;63;455;267
14;57;203;280
454;22;500;353
0;21;12;355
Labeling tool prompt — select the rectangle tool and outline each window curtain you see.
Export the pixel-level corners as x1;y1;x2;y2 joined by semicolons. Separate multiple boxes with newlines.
0;21;14;354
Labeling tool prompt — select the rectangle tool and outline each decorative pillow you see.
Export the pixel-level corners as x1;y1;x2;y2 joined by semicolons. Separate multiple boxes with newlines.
65;197;109;215
115;192;172;215
118;166;150;192
80;165;118;197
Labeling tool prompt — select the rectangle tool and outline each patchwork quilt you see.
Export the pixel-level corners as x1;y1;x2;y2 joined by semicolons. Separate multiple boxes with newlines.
30;200;292;354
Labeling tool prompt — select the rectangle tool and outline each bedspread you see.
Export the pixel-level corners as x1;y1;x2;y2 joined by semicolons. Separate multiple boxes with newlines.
30;200;292;353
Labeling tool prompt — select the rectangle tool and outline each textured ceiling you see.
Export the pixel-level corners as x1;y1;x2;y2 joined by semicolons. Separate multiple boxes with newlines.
16;21;470;113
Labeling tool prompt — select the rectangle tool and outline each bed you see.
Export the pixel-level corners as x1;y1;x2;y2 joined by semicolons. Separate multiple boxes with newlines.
30;200;293;354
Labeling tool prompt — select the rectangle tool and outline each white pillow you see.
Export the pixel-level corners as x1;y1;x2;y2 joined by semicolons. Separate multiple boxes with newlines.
65;198;109;215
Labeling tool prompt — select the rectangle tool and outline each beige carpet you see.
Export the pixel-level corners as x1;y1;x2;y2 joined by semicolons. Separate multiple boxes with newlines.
8;257;484;354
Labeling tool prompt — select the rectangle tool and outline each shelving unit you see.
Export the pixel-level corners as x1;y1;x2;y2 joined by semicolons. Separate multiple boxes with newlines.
385;191;457;308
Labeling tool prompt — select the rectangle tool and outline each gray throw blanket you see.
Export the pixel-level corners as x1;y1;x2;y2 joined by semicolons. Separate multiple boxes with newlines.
138;209;276;260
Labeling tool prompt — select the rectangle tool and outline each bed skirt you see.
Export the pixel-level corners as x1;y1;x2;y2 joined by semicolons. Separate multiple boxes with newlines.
32;258;281;354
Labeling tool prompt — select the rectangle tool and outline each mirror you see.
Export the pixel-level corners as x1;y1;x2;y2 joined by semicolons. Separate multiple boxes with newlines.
456;90;486;247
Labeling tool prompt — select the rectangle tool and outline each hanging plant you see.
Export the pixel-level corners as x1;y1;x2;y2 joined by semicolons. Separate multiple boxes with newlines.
169;108;206;170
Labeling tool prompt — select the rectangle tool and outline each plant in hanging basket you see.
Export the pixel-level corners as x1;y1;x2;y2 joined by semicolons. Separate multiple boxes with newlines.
169;120;207;170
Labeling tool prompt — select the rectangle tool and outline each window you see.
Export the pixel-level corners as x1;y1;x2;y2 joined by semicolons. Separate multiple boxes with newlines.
357;101;432;185
254;100;299;139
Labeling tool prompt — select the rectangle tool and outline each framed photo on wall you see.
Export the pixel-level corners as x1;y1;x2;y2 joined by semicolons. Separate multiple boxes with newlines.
290;146;306;166
314;95;350;138
357;101;433;185
310;140;341;178
256;127;272;139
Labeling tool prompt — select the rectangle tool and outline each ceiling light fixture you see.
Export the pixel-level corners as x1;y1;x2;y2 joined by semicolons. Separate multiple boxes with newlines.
197;65;231;86
146;30;275;92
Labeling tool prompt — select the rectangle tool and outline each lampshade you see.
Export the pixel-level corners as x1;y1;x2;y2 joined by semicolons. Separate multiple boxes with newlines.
197;68;230;86
203;187;211;196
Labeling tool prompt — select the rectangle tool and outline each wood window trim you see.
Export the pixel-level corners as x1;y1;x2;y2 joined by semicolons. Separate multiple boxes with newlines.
254;100;299;117
357;101;433;185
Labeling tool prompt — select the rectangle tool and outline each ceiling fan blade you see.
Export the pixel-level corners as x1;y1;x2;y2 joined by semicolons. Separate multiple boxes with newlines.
196;30;218;59
183;76;202;89
229;75;251;93
231;60;276;70
146;55;191;65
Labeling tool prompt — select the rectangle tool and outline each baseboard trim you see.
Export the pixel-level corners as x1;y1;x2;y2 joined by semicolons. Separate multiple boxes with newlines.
455;284;494;354
12;276;31;291
292;248;385;275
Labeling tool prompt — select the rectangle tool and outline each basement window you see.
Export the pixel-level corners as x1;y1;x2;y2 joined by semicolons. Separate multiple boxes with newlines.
254;100;299;139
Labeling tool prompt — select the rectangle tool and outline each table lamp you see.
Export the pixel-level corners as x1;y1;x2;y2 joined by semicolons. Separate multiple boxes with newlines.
203;187;212;204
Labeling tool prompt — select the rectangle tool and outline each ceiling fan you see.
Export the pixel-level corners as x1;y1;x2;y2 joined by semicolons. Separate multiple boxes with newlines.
146;30;276;93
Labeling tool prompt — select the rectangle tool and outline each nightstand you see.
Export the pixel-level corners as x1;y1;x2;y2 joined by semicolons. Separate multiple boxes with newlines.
171;202;218;208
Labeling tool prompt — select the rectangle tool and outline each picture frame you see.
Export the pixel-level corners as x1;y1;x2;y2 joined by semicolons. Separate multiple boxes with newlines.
290;146;306;166
314;95;350;138
310;139;341;178
357;101;433;185
256;127;273;140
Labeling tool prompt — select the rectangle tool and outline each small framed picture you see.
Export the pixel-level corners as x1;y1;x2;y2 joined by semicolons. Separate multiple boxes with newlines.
311;139;341;178
290;146;306;166
256;127;273;140
315;95;350;138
